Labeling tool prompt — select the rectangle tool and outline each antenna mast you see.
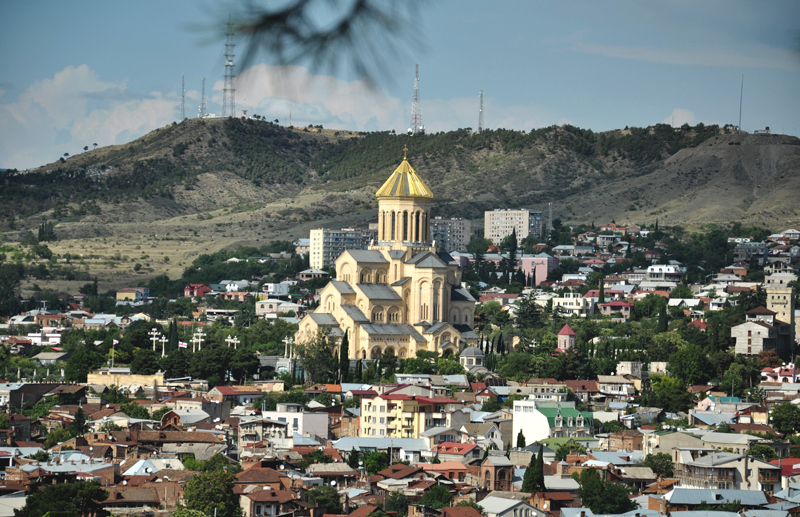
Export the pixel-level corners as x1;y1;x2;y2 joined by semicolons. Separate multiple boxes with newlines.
181;74;185;121
738;74;744;133
478;91;484;133
548;202;553;235
199;77;206;118
222;15;236;117
410;64;422;134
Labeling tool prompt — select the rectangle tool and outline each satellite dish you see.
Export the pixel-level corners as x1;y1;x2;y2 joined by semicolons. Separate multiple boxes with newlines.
331;480;337;486
280;464;285;470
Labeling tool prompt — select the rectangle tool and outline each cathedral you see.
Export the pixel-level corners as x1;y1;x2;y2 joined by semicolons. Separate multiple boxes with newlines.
295;147;479;359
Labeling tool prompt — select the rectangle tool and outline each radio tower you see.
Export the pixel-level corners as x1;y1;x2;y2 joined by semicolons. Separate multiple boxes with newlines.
478;91;484;133
180;74;185;121
222;15;236;117
199;77;206;118
409;64;422;134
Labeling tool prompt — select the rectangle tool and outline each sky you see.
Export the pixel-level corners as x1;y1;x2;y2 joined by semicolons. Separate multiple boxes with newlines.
1;0;799;170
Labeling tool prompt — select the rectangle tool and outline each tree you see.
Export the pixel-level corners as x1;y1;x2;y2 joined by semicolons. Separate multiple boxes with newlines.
308;485;343;514
339;330;350;383
670;283;693;299
346;447;361;470
642;453;674;477
171;509;208;517
69;407;89;436
657;303;669;333
598;280;605;304
748;444;778;462
577;469;638;514
667;344;711;385
120;401;151;420
516;430;526;448
183;470;240;517
648;375;694;413
418;484;453;509
131;348;161;375
555;441;587;461
364;451;389;474
14;481;108;517
0;413;9;430
521;445;543;492
294;329;339;384
385;491;411;517
482;398;501;413
771;402;800;434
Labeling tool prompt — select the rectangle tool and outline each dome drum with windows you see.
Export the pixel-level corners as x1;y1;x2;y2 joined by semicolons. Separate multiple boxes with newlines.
295;147;478;360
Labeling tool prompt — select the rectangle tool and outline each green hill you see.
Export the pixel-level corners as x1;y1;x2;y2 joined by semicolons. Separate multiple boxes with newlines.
2;118;799;237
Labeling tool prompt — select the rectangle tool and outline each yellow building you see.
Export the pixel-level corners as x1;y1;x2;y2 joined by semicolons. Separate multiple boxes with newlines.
360;393;463;439
295;148;478;359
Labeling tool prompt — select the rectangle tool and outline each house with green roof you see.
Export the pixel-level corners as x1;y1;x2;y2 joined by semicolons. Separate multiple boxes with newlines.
512;399;594;445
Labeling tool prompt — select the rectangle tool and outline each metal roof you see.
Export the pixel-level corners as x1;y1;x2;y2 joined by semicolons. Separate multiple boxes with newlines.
359;323;426;341
344;250;388;263
332;437;428;452
309;313;339;325
356;284;402;300
451;285;475;302
331;281;356;294
341;305;370;322
665;488;768;506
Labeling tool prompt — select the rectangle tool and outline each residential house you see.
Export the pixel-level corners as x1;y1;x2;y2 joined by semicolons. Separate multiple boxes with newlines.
480;455;514;491
599;301;634;320
597;376;636;400
608;429;644;451
512;400;593;444
479;496;542;517
239;490;300;517
429;442;481;463
184;284;212;298
675;451;780;492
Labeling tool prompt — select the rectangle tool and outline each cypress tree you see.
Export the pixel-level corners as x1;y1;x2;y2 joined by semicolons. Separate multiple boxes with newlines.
521;449;536;492
533;443;545;491
356;360;363;382
657;303;668;333
517;430;526;448
598;279;605;304
339;331;350;383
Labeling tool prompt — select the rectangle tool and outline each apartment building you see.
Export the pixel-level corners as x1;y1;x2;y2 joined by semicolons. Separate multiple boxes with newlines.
431;217;471;252
552;291;595;317
484;209;543;246
360;394;464;439
511;399;593;444
309;227;378;269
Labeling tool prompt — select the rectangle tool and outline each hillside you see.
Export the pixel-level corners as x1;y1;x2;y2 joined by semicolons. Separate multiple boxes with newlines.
1;119;799;290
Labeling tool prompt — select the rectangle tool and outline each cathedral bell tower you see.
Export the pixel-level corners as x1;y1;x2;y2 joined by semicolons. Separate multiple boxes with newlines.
374;146;434;250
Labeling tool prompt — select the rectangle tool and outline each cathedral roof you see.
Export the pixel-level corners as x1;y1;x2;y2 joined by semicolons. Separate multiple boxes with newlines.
407;251;447;268
331;280;356;294
451;286;475;302
375;148;434;199
345;250;388;263
452;324;479;339
309;313;338;325
391;277;412;286
356;284;402;300
360;323;426;341
341;305;370;323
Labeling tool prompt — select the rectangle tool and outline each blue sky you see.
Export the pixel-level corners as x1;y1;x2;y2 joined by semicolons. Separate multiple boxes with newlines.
1;0;799;169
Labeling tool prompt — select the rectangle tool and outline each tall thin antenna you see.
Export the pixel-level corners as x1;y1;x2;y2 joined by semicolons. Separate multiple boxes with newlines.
410;64;422;134
222;15;236;117
548;202;553;235
242;98;248;118
738;74;744;133
199;77;206;118
181;74;185;121
478;91;484;133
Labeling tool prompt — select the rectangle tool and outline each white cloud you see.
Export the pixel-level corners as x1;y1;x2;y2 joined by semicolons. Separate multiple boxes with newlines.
0;65;177;169
663;108;697;127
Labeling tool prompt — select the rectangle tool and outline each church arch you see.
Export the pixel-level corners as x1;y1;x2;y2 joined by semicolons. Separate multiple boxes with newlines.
340;263;353;283
376;269;387;283
399;347;407;358
391;211;396;240
419;281;431;321
360;268;372;283
370;347;382;359
451;309;460;323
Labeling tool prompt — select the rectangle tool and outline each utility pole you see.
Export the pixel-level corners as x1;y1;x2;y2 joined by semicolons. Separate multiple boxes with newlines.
478;91;484;133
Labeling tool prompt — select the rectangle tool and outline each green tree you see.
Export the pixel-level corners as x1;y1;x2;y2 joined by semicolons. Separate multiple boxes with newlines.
418;484;453;510
14;481;108;517
385;491;411;517
308;485;343;514
642;453;674;477
770;402;800;434
171;509;208;517
648;375;694;413
577;468;638;514
748;444;778;462
69;407;89;436
670;283;693;299
120;401;151;420
183;470;241;517
522;445;544;492
667;344;711;385
64;344;104;382
555;441;587;461
364;451;389;474
0;413;9;429
294;329;339;384
131;348;161;375
481;398;502;413
516;430;526;448
657;303;669;333
346;447;361;470
339;330;350;383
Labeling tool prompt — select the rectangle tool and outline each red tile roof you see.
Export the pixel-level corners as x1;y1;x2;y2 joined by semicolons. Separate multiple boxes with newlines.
557;324;576;336
432;442;478;455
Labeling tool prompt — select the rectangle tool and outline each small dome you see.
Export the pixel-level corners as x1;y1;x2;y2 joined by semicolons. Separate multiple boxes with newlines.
375;147;433;199
460;346;484;357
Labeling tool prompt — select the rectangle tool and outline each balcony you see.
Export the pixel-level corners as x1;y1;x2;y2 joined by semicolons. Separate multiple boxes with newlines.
759;472;781;484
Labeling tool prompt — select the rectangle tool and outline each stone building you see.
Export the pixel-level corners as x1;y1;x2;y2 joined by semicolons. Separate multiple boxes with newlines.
295;148;478;359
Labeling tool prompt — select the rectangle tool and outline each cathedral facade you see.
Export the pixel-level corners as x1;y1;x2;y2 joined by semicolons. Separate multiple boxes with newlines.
295;149;479;359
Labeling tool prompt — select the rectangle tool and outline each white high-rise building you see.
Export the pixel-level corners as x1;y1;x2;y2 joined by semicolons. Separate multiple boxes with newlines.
484;209;543;246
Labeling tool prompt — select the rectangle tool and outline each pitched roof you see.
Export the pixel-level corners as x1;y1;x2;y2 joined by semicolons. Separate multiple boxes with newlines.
557;325;576;336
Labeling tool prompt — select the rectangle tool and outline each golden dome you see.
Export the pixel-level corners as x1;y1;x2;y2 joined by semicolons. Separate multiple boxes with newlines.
375;146;434;199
